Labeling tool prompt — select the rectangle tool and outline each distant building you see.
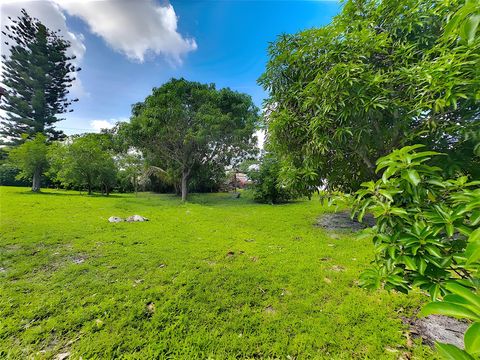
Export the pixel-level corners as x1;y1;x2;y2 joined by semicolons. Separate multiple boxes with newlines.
235;172;251;187
225;171;252;190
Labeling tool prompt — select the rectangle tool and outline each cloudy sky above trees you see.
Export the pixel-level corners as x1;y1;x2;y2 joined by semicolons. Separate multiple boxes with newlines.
1;0;339;135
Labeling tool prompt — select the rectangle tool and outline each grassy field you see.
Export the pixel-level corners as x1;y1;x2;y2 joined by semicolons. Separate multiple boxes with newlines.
0;186;433;359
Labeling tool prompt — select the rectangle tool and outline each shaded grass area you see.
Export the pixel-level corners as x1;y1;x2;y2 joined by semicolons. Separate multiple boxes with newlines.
0;187;433;359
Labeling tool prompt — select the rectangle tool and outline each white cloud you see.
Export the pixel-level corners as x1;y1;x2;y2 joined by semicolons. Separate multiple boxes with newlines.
55;0;197;63
90;119;117;132
1;0;196;100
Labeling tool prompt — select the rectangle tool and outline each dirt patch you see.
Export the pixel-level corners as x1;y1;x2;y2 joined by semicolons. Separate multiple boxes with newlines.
330;265;345;272
404;315;468;349
264;305;276;315
146;302;156;315
315;211;375;231
71;256;86;264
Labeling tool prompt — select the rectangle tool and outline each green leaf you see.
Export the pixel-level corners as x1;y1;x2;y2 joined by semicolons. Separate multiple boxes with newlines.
436;342;474;360
401;256;417;270
469;228;480;243
418;258;427;275
425;245;443;258
420;302;480;321
446;223;455;237
402;169;421;186
465;241;480;265
445;283;480;309
470;210;480;226
462;14;480;44
465;322;480;355
429;284;441;301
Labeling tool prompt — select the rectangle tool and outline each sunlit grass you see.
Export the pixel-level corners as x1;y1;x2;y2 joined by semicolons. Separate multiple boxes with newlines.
0;186;433;359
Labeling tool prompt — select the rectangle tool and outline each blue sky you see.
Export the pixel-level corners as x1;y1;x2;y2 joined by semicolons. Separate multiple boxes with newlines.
1;1;341;134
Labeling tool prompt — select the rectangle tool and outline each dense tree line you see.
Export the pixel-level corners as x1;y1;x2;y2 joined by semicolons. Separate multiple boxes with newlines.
0;12;260;198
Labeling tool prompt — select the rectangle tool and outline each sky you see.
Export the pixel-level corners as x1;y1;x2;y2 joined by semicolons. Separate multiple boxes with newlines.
1;0;341;135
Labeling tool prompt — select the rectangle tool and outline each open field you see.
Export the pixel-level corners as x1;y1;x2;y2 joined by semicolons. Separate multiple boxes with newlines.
0;186;433;359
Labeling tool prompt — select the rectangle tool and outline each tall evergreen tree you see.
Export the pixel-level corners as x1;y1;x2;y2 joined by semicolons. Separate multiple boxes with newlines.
0;9;80;144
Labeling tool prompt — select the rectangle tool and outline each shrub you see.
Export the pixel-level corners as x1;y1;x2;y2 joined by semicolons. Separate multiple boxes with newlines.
347;145;479;358
250;154;296;204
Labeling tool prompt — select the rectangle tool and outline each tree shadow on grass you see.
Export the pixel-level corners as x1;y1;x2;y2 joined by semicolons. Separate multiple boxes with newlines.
17;190;123;198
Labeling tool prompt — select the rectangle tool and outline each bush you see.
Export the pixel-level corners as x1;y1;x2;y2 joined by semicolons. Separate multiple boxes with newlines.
250;155;296;204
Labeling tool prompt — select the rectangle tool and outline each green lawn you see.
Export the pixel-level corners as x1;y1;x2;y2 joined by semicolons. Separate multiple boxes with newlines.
0;186;433;359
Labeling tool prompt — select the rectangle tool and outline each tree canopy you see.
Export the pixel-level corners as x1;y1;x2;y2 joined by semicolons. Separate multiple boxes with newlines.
259;0;480;192
49;133;117;195
121;78;260;201
0;9;80;144
7;133;48;191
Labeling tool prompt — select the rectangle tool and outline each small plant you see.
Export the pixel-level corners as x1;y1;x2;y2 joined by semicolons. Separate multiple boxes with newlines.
349;145;479;358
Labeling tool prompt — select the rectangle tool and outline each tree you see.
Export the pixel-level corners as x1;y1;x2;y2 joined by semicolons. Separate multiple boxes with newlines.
259;0;480;192
49;134;117;195
122;78;260;201
1;9;80;144
116;152;144;193
8;133;48;191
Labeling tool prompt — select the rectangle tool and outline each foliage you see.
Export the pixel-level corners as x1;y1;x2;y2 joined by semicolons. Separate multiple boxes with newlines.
7;133;49;191
350;145;479;295
250;154;297;204
0;163;29;187
259;0;480;192
48;133;117;195
0;186;432;358
121;78;259;201
347;145;479;359
238;159;260;174
115;152;144;193
0;9;80;144
443;0;480;45
187;161;226;193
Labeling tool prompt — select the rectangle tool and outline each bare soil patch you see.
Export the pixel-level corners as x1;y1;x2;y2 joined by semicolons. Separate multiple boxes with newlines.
316;211;375;231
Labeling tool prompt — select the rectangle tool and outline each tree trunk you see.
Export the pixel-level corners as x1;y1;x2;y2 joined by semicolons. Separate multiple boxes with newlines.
181;170;189;202
233;170;237;193
87;183;92;195
31;166;42;192
354;148;376;176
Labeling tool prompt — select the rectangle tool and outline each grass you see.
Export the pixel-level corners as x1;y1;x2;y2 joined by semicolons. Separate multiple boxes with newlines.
0;186;434;359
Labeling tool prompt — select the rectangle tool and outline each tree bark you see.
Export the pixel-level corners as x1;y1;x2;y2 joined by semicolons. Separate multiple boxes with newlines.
354;147;376;175
31;166;41;192
181;169;189;202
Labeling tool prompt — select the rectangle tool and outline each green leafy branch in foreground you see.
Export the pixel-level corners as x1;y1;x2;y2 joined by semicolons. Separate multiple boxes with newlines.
347;145;479;358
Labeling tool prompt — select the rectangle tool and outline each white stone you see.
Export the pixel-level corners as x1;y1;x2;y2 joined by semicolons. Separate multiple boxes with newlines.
126;215;148;222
